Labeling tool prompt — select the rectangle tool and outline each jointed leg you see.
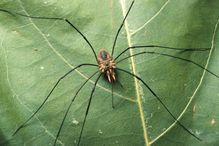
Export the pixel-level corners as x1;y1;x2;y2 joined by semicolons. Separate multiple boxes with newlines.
77;74;102;146
117;67;202;141
114;45;210;60
53;71;99;146
117;51;219;78
111;1;134;56
111;83;115;109
0;9;98;62
13;63;97;136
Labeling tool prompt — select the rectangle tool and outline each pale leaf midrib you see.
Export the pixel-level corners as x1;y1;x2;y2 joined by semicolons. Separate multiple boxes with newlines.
119;0;149;146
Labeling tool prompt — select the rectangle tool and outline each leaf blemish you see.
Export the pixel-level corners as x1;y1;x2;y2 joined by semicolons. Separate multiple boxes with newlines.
211;118;216;126
40;66;44;70
193;104;196;113
195;130;202;135
72;118;79;125
98;129;103;135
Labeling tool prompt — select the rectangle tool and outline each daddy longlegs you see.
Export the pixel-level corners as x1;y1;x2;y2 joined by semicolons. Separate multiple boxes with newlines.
0;0;219;146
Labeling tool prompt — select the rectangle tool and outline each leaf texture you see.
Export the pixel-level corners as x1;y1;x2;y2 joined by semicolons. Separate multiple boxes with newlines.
0;0;219;146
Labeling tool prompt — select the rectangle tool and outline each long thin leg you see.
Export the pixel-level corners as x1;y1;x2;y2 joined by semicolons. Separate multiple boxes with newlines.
117;67;202;141
117;51;219;78
111;83;115;109
114;45;210;60
53;71;99;146
0;9;98;62
111;0;134;56
13;63;98;136
77;74;102;146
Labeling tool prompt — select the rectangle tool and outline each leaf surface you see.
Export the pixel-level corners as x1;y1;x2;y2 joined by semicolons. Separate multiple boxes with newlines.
0;0;219;146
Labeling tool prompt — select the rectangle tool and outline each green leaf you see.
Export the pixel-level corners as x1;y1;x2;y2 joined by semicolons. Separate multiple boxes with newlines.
0;0;219;146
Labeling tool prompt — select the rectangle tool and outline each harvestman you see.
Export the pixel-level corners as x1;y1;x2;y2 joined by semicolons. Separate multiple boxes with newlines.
0;1;219;146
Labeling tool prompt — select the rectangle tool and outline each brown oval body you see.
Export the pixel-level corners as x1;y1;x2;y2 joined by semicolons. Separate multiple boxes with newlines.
97;49;116;82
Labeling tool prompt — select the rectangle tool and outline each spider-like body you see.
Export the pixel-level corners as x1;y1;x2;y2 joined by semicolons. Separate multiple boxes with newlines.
98;49;116;82
1;1;218;145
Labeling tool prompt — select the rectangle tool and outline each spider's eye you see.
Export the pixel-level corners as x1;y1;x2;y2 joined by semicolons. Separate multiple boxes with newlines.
100;51;108;60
